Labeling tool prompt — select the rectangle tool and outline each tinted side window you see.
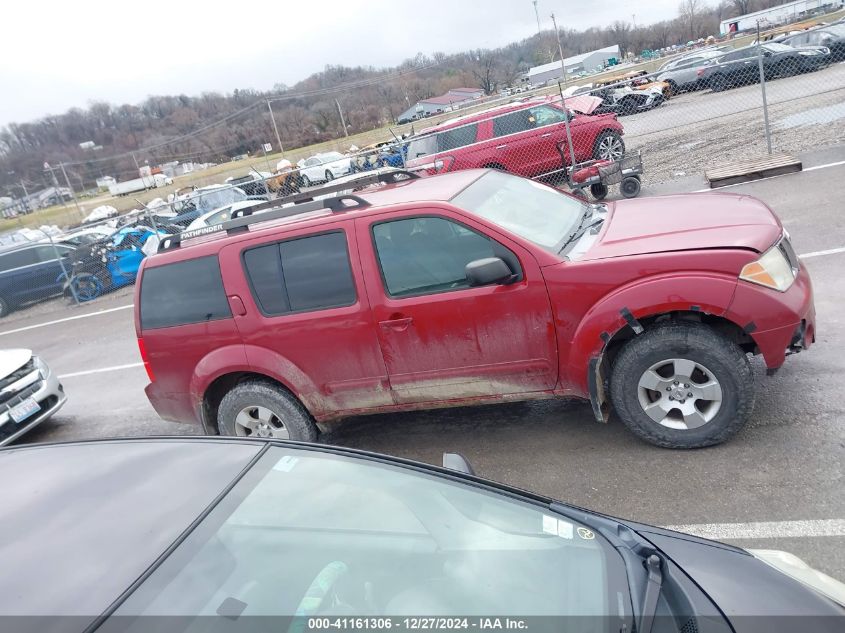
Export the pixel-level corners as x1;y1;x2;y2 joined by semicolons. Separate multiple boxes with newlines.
243;244;290;315
0;248;37;271
280;233;356;312
723;49;752;62
530;105;567;126
33;245;70;262
140;256;232;329
243;231;356;316
373;217;503;297
493;110;534;137
436;123;478;151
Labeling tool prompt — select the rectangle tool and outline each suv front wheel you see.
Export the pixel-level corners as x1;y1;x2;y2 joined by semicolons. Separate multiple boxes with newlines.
609;322;754;449
218;380;318;442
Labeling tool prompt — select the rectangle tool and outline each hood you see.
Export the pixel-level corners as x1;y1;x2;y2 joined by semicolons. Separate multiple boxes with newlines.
750;549;845;607
582;193;783;261
0;349;32;377
633;529;845;629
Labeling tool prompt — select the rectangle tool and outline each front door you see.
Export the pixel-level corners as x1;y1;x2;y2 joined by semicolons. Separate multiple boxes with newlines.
356;211;558;404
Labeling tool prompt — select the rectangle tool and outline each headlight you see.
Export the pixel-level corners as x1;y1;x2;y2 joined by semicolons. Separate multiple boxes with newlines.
33;355;49;379
739;236;798;292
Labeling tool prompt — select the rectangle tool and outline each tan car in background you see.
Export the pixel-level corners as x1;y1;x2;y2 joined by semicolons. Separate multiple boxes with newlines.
595;70;673;99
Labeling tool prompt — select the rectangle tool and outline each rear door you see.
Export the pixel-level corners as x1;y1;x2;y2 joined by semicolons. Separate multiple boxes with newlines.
220;221;392;416
30;245;74;298
356;209;558;404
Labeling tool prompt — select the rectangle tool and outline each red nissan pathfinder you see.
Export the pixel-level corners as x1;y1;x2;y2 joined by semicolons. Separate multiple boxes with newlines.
135;169;815;448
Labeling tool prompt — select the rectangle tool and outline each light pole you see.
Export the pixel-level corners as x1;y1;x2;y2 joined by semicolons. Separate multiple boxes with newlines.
266;99;284;154
532;0;541;34
335;98;349;138
550;13;568;88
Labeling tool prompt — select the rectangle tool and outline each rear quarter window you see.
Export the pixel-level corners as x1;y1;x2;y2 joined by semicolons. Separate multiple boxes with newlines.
243;231;356;316
140;255;232;329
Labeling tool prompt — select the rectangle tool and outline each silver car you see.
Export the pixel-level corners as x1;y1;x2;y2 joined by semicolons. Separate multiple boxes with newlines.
657;46;732;93
0;349;66;445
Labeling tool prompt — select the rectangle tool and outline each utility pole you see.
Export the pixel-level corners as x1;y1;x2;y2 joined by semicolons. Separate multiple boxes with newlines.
43;162;68;209
267;100;284;154
19;180;30;213
59;162;84;217
532;0;541;34
632;14;636;28
551;13;568;88
755;21;773;155
131;152;139;171
335;98;349;138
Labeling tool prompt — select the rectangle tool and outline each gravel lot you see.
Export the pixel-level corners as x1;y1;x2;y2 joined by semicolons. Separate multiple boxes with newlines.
625;63;845;183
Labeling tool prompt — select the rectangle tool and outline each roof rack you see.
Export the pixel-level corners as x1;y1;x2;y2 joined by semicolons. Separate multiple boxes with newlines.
156;169;419;253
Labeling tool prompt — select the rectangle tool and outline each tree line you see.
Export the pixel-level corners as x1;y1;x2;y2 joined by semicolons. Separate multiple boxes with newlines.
0;0;799;192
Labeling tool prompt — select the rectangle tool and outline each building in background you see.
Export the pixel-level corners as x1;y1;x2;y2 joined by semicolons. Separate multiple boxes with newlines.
720;0;844;34
524;45;621;86
95;176;117;191
398;88;485;123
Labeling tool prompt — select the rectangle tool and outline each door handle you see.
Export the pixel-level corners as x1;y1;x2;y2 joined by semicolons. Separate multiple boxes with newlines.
379;315;413;331
227;295;247;316
541;133;552;138
495;144;507;149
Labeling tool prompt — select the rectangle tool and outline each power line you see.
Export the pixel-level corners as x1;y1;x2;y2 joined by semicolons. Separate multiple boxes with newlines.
58;61;443;168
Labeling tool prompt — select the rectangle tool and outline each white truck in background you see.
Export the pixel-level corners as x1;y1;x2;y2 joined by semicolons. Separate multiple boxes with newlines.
108;173;172;196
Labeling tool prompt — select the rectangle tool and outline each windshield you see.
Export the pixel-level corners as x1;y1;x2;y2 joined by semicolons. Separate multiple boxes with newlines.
191;187;247;214
452;170;588;251
115;447;630;619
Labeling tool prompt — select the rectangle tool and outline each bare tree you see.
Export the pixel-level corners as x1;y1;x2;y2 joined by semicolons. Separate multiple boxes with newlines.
610;20;633;58
679;0;702;39
470;52;498;95
730;0;753;16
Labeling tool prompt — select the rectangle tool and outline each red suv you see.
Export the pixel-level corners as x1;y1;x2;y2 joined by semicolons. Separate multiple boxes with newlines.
405;96;625;177
135;169;815;449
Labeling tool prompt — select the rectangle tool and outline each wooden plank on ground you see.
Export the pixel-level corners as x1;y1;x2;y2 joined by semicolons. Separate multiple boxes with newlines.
705;153;802;188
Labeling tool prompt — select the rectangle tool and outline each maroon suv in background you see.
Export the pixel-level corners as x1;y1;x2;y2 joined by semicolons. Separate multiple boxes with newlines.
405;95;625;177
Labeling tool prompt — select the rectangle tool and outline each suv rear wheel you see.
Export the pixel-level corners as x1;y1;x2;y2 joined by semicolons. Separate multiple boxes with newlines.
609;322;754;449
593;131;625;161
218;380;318;442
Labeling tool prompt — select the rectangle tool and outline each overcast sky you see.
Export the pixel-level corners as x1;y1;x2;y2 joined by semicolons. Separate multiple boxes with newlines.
0;0;683;127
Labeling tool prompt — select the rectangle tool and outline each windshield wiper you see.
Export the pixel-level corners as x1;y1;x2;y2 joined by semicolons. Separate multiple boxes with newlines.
559;214;604;253
558;208;592;253
639;554;664;633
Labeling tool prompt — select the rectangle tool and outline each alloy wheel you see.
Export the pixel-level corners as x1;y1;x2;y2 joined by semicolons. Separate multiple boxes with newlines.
234;405;290;439
598;134;624;161
636;358;723;430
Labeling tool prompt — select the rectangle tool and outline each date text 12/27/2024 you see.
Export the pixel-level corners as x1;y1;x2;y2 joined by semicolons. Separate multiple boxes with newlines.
307;618;529;630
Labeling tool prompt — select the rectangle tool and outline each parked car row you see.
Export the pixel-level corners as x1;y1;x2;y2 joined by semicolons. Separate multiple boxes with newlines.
0;220;162;317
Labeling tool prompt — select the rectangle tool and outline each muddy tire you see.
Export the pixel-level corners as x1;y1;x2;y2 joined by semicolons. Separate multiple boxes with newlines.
610;322;754;449
218;380;318;442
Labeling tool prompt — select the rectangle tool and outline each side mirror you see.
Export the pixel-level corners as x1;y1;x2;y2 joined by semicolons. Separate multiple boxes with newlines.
442;453;476;476
465;257;515;287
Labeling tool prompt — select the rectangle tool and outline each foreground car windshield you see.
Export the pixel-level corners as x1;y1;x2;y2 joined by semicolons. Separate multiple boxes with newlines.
453;170;588;250
116;446;629;618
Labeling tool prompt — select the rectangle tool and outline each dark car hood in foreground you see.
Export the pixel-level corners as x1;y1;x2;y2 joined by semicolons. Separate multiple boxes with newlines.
625;522;845;631
582;193;783;260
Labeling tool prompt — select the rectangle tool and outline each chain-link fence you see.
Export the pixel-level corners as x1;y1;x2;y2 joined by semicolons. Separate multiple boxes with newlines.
1;19;844;324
